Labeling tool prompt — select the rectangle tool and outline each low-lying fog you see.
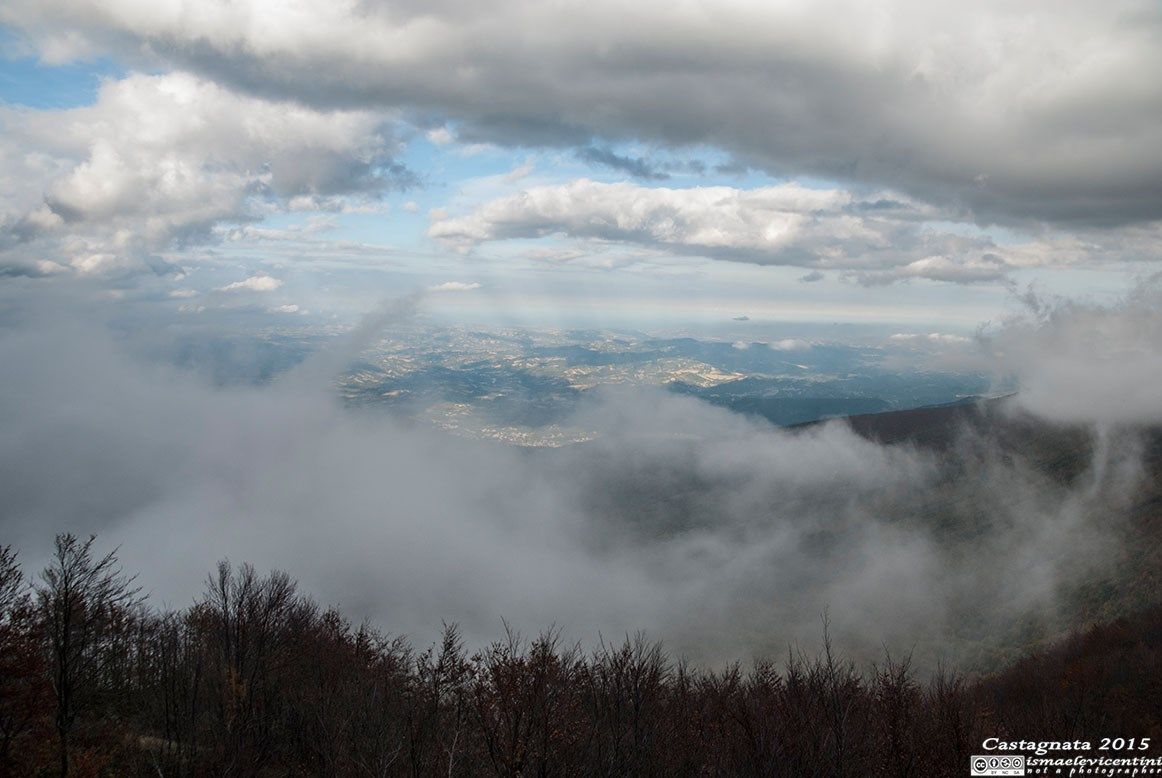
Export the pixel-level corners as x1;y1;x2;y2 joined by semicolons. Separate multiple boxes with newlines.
3;281;1161;669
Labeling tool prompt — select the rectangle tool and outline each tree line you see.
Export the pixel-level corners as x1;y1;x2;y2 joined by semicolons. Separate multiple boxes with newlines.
1;534;1160;776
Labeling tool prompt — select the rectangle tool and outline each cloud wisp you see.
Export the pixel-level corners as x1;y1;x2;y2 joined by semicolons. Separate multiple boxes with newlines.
429;281;482;292
219;274;283;293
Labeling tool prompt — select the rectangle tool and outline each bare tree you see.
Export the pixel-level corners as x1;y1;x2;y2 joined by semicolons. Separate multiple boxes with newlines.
0;546;24;620
2;535;1159;774
198;560;301;772
0;546;47;771
35;534;141;776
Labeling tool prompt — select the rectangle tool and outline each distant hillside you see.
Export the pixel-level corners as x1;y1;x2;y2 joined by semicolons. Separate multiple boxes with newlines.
822;395;1002;448
670;372;987;427
697;394;893;426
829;395;1162;484
829;396;1162;656
539;393;1162;671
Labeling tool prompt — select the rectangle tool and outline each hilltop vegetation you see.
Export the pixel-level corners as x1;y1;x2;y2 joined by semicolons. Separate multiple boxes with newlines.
3;534;1162;776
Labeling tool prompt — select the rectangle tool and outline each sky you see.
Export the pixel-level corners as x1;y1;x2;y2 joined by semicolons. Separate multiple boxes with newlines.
2;0;1159;335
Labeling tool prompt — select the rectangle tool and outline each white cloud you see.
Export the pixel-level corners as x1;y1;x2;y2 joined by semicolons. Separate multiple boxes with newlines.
35;260;68;275
770;339;811;351
425;126;455;146
852;255;1011;286
429;179;849;249
427;178;1013;283
504;162;534;183
0;71;407;277
889;332;972;345
429;281;482;292
219;274;283;292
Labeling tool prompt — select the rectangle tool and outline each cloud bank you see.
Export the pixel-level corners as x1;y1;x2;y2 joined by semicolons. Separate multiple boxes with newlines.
0;285;1154;668
428;178;1016;282
5;0;1161;227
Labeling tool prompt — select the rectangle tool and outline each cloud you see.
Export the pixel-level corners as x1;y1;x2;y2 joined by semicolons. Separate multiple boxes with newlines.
5;0;1162;226
575;147;669;180
429;281;482;292
428;178;1013;283
219;274;283;292
984;277;1162;425
503;162;535;183
770;338;810;351
425;126;455;146
851;254;1011;286
0;71;410;277
0;292;1150;668
889;332;973;350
